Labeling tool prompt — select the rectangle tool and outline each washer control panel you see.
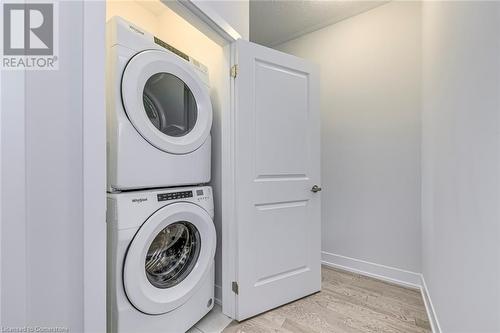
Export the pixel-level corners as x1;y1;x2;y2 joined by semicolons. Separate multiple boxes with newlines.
157;190;193;202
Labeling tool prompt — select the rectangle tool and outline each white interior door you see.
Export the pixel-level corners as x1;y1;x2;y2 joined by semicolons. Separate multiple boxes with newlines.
231;40;321;320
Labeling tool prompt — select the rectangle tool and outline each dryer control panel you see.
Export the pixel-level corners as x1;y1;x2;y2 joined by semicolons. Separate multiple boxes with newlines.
157;190;193;202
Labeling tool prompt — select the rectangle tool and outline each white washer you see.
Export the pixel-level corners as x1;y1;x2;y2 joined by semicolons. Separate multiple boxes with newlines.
107;16;212;191
107;186;216;333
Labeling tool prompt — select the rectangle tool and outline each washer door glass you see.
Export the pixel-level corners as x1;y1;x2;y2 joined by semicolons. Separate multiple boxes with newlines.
123;202;216;314
143;73;198;138
145;221;201;289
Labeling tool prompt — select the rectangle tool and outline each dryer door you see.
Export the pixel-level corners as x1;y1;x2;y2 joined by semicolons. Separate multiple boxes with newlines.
122;50;212;154
123;202;216;315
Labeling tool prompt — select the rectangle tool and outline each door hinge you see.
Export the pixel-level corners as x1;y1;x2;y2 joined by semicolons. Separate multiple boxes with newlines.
230;64;238;78
232;281;239;295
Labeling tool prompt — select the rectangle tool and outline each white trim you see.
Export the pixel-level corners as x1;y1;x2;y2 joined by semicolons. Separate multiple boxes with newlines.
322;251;422;289
188;0;242;41
420;275;442;333
162;0;240;46
214;284;222;306
221;42;237;319
322;251;442;333
82;2;106;332
0;67;2;328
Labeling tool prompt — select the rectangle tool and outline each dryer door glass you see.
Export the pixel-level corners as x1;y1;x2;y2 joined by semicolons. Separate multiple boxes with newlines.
143;73;198;137
145;221;201;289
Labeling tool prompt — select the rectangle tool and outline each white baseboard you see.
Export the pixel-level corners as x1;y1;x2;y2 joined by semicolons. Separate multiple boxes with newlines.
322;251;422;289
213;251;441;332
321;251;441;333
420;275;442;333
214;284;222;306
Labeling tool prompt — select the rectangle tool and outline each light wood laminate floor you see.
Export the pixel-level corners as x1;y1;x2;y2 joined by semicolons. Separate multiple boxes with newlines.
223;266;432;333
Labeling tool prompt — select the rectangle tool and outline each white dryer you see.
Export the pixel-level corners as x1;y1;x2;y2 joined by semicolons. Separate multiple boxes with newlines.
107;186;216;333
107;16;212;191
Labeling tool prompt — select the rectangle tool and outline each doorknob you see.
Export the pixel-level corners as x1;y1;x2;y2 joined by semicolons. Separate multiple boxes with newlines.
311;185;322;193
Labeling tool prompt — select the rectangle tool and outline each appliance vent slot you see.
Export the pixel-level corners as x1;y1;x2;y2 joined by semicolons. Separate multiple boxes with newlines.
153;37;189;62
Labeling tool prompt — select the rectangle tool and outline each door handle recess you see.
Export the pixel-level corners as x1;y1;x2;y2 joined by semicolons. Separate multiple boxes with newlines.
311;185;322;193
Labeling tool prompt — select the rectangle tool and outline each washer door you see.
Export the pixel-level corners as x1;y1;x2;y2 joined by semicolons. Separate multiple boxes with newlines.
123;202;216;314
122;50;212;154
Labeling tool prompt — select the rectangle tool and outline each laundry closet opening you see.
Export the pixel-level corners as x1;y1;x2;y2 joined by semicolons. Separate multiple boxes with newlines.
106;0;229;308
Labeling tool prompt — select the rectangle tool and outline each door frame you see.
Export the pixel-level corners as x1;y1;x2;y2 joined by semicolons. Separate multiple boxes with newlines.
83;2;106;332
83;0;242;324
87;1;241;328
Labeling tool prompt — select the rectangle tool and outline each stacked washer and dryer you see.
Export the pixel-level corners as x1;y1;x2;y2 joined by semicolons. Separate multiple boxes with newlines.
106;17;216;333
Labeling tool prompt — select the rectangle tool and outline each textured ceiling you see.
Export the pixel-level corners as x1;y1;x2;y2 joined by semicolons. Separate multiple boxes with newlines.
250;0;388;47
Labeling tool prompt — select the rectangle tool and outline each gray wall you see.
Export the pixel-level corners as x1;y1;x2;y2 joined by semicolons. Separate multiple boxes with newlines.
1;2;106;331
25;4;84;328
277;2;422;272
421;2;500;331
278;1;500;330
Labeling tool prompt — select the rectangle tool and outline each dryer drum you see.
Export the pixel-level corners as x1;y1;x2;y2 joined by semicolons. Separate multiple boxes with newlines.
145;221;201;289
142;73;198;138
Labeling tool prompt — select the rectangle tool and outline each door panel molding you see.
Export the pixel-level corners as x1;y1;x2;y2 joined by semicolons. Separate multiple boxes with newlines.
225;39;321;321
